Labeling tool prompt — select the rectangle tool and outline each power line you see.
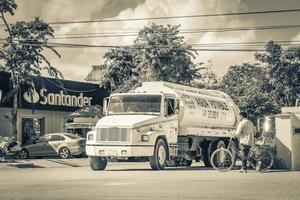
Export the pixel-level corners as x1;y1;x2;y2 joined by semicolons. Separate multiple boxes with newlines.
2;38;300;47
47;8;300;25
44;24;300;40
3;40;300;52
44;78;99;93
44;24;300;37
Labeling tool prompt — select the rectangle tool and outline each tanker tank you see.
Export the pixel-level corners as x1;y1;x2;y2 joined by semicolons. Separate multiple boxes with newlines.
134;82;240;135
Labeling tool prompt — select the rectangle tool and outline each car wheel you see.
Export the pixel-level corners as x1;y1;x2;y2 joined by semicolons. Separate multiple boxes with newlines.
59;147;70;159
19;149;29;159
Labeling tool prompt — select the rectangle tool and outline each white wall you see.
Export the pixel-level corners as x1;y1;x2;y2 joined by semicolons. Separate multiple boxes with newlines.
275;114;292;169
276;107;300;170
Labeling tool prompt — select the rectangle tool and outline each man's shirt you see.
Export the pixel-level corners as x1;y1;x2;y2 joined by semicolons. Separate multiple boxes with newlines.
235;118;256;146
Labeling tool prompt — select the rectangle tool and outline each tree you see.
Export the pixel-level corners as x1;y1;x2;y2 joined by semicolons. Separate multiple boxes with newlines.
100;24;201;92
0;0;61;138
101;47;137;92
192;60;220;89
219;63;277;122
133;24;200;84
255;41;300;107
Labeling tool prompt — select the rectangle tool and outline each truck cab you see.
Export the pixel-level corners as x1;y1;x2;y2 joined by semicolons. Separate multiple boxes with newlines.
86;92;179;170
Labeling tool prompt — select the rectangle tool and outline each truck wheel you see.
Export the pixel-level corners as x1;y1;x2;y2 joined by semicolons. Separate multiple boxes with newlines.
89;156;107;170
203;141;219;167
203;141;212;167
149;138;168;170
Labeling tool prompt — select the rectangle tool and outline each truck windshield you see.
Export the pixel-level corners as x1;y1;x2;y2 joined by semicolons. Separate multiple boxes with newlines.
108;95;161;115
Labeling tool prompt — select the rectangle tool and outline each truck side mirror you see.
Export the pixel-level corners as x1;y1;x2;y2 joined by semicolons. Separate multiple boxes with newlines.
103;97;109;115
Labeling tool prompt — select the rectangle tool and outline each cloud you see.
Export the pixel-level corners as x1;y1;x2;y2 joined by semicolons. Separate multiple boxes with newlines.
95;0;257;76
292;32;300;41
11;0;258;80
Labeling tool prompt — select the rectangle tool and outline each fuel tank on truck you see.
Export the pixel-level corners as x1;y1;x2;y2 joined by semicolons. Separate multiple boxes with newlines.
177;92;239;130
134;82;240;134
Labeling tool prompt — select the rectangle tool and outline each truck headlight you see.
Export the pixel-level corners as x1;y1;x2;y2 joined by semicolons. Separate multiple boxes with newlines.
87;134;94;141
141;135;149;142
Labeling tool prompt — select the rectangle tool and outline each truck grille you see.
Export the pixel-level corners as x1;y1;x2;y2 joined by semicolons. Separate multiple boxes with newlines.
96;127;130;142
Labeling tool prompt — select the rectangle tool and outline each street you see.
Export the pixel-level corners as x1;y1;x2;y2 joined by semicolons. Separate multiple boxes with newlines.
0;161;299;200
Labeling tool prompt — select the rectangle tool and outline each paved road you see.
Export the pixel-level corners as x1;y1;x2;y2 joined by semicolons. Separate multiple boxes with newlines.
0;162;299;200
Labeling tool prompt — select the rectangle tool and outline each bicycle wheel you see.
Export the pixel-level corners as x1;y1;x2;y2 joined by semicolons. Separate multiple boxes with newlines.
211;148;234;172
250;150;274;171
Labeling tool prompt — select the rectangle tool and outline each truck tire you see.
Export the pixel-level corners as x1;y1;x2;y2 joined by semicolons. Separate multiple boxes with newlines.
149;138;168;170
203;141;218;167
203;141;212;167
89;156;107;171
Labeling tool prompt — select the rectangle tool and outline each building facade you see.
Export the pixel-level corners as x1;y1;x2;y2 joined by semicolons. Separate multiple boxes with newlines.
0;72;109;144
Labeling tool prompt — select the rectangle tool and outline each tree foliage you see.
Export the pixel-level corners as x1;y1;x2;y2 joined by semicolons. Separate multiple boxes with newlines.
220;63;277;121
1;17;62;87
101;47;137;92
255;41;300;107
192;61;220;89
0;0;16;15
100;24;200;92
220;41;300;121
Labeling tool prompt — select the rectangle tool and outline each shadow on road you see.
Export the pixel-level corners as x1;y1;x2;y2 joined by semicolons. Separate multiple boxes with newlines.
106;166;216;172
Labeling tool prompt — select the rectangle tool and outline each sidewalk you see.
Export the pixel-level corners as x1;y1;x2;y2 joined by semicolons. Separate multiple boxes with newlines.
0;159;35;169
0;158;89;169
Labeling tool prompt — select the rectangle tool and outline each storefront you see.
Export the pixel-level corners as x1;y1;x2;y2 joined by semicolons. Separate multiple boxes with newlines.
0;71;109;144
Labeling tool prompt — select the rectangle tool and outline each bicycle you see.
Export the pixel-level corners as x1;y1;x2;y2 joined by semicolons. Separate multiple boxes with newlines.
210;136;274;172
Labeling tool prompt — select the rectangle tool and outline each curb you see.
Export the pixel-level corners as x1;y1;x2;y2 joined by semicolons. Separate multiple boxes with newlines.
6;162;36;168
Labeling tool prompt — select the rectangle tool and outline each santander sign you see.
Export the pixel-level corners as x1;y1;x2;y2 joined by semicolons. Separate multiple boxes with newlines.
23;88;92;108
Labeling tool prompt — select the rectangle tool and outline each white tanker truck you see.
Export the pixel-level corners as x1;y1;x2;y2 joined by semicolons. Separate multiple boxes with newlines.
86;82;240;170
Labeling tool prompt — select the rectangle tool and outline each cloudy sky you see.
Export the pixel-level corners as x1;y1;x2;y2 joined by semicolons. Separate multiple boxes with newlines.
3;0;300;81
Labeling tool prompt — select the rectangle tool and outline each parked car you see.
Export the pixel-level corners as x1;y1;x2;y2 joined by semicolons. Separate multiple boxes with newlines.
19;133;86;159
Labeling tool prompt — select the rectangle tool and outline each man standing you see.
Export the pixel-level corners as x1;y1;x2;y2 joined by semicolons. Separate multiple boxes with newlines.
235;112;256;173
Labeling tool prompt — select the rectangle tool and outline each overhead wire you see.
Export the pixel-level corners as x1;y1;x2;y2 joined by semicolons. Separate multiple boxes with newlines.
42;24;300;40
46;8;300;25
0;8;299;52
1;40;299;52
44;78;100;93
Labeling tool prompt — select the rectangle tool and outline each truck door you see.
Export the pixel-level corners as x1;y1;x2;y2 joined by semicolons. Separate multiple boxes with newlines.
164;97;179;144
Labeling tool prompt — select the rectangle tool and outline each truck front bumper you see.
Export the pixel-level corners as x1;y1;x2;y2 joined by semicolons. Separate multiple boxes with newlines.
86;144;154;157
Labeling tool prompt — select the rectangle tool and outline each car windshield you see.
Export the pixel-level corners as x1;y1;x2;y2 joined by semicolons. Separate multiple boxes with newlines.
108;95;161;115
